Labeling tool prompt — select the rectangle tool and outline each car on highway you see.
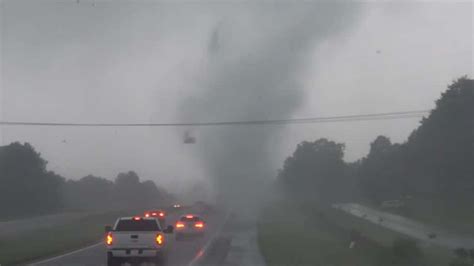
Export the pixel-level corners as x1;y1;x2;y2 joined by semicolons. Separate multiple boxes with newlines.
105;216;174;266
145;210;167;228
175;214;206;240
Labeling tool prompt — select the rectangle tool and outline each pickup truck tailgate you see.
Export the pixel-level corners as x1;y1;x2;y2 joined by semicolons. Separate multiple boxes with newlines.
112;231;160;248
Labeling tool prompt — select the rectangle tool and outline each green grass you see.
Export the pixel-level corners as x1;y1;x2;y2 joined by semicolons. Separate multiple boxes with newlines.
0;211;60;222
322;206;454;266
380;198;474;237
257;201;385;266
257;200;455;266
0;210;136;265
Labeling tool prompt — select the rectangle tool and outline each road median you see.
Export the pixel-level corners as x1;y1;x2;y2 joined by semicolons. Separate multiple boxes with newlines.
257;200;454;266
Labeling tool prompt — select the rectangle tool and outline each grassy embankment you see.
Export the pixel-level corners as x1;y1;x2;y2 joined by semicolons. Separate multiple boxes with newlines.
370;197;474;237
258;200;454;266
0;210;132;265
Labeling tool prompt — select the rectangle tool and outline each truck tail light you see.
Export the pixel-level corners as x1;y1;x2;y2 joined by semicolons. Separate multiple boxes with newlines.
106;232;113;245
156;233;164;246
176;222;185;228
195;222;204;228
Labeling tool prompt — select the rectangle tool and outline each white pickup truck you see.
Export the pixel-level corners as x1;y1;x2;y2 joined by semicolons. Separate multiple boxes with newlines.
105;216;174;266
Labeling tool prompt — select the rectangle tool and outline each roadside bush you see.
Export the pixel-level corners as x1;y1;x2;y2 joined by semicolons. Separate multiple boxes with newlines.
377;238;422;266
454;248;469;259
450;248;474;266
449;258;471;266
392;238;422;261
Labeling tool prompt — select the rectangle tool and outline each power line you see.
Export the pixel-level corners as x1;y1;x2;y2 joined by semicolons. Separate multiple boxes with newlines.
0;110;430;127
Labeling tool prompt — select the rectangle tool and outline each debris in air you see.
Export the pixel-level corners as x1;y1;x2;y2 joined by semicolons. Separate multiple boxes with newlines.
208;21;223;55
183;131;196;144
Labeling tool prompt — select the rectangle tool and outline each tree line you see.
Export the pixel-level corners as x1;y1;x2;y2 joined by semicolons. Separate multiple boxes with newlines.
0;143;173;218
278;76;474;205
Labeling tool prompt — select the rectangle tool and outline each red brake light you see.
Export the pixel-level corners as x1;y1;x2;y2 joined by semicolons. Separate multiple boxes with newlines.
186;215;194;219
151;212;157;216
145;213;150;217
159;212;165;217
106;232;113;245
176;222;185;228
133;216;141;221
156;233;164;246
195;222;204;228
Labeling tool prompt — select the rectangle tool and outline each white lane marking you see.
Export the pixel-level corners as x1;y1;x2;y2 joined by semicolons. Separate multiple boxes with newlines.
29;242;102;265
188;210;232;266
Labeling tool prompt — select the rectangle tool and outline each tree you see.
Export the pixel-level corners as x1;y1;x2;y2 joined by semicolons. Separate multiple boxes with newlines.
112;171;165;209
140;180;162;203
115;171;140;187
278;138;348;203
358;136;405;202
0;142;174;215
61;175;114;210
358;77;474;202
112;171;142;208
404;77;474;199
0;142;64;217
277;77;473;207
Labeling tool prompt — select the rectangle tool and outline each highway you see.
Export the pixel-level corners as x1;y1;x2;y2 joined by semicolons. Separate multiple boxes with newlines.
30;210;227;266
334;203;474;249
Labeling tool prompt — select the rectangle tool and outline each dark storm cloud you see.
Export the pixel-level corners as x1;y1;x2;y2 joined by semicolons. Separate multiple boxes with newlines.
179;2;362;209
1;1;470;198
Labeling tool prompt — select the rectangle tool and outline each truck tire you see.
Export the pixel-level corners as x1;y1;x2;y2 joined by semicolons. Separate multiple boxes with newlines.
107;252;121;266
154;252;168;266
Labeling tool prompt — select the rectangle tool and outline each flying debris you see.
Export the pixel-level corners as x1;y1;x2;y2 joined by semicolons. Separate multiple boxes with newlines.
208;22;222;55
183;130;196;144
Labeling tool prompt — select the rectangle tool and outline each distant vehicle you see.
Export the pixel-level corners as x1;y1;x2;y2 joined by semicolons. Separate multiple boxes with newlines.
428;233;437;239
105;216;173;266
175;214;206;240
173;204;181;209
145;210;166;228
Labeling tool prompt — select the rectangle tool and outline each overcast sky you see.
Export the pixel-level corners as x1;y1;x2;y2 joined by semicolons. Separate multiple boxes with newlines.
0;0;472;194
